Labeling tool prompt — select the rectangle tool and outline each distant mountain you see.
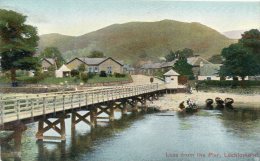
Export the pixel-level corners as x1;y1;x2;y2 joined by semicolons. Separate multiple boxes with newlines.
222;30;246;39
38;20;236;64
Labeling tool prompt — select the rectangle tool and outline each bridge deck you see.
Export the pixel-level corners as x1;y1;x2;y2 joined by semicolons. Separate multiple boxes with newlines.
0;84;166;124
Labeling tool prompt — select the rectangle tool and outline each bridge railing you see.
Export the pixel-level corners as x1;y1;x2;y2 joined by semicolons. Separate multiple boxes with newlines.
0;83;164;124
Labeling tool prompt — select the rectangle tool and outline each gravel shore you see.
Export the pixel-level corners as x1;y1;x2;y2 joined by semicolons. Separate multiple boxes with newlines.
147;91;260;111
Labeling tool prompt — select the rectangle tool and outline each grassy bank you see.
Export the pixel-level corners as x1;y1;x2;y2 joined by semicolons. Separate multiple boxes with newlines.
0;74;131;85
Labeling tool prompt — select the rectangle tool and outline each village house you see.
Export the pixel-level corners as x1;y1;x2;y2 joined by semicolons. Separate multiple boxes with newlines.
187;56;212;77
55;64;71;78
66;57;124;74
198;63;222;80
140;60;176;75
41;58;56;72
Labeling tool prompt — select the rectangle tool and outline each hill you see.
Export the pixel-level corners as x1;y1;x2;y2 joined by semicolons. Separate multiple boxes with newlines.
222;30;246;39
38;20;236;64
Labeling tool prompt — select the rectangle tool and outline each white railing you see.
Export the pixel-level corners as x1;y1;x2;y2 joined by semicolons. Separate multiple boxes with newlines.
0;83;165;124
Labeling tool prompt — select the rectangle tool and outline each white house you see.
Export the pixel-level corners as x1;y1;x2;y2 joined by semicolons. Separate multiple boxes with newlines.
55;64;71;78
164;69;180;88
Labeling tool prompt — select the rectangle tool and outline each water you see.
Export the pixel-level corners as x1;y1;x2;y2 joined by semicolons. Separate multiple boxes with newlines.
1;107;260;161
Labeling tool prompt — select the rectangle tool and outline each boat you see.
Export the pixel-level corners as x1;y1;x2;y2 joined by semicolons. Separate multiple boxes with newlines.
179;99;198;113
205;98;214;110
224;98;234;107
215;97;224;109
206;98;214;105
215;97;224;105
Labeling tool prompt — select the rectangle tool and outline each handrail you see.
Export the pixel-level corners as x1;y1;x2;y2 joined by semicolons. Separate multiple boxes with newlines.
0;83;164;124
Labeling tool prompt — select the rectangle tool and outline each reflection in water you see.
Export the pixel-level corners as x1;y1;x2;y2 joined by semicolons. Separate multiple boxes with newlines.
1;107;260;161
35;112;145;161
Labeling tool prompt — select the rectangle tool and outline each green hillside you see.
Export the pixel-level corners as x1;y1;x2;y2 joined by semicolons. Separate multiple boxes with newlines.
38;20;236;64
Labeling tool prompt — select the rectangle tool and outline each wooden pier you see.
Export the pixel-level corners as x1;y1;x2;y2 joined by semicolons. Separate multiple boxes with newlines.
0;84;166;141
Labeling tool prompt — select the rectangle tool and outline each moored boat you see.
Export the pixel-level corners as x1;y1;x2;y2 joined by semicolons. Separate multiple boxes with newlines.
206;98;213;106
224;98;234;107
215;97;224;105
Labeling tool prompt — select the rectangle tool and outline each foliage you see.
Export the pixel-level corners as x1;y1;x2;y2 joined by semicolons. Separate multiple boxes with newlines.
208;55;223;64
165;50;176;62
78;64;86;73
0;9;39;82
173;58;194;79
87;72;96;79
220;43;258;80
71;69;79;77
88;50;105;58
46;65;56;77
154;70;164;79
99;71;107;77
81;73;88;83
40;47;65;68
239;29;260;69
198;80;260;87
165;48;194;62
239;29;260;54
114;73;126;78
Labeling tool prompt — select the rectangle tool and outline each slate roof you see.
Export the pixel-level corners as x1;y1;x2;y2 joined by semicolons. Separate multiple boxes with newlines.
199;64;222;76
43;58;55;65
141;60;176;69
161;60;177;68
187;57;212;66
79;58;106;65
67;57;123;66
163;69;180;76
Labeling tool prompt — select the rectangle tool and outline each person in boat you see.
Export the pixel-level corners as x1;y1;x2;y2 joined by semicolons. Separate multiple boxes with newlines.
179;101;185;110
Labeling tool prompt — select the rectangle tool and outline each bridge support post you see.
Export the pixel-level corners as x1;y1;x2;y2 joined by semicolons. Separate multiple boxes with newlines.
36;114;68;141
109;103;115;121
90;108;97;127
121;101;127;115
132;100;139;113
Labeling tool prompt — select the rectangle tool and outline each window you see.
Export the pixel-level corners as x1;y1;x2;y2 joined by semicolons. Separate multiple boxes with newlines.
107;67;112;74
43;67;47;71
88;67;93;73
94;66;99;73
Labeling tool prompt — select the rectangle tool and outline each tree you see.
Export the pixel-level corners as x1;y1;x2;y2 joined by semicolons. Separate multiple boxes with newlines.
239;29;260;70
40;47;65;68
78;64;86;79
239;29;260;54
208;55;223;64
0;9;39;82
220;43;258;81
88;50;105;58
165;50;177;62
181;48;194;58
165;48;194;62
173;58;193;78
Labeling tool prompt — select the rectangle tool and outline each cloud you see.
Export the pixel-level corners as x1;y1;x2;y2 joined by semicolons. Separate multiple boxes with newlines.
1;5;48;24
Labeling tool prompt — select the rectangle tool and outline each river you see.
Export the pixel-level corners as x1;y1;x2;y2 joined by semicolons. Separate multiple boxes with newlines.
1;106;260;161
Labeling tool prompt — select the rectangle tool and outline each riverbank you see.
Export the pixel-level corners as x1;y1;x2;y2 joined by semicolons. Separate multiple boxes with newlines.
148;91;260;111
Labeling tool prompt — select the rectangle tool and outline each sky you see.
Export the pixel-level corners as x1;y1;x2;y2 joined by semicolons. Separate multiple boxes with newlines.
0;0;259;36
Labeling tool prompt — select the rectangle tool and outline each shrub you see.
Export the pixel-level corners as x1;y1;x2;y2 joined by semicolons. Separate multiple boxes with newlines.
99;71;107;77
81;73;88;83
88;72;95;79
114;72;126;78
198;80;260;87
71;69;79;77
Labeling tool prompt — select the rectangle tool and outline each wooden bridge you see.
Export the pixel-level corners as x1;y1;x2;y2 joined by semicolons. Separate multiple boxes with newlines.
0;84;169;142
